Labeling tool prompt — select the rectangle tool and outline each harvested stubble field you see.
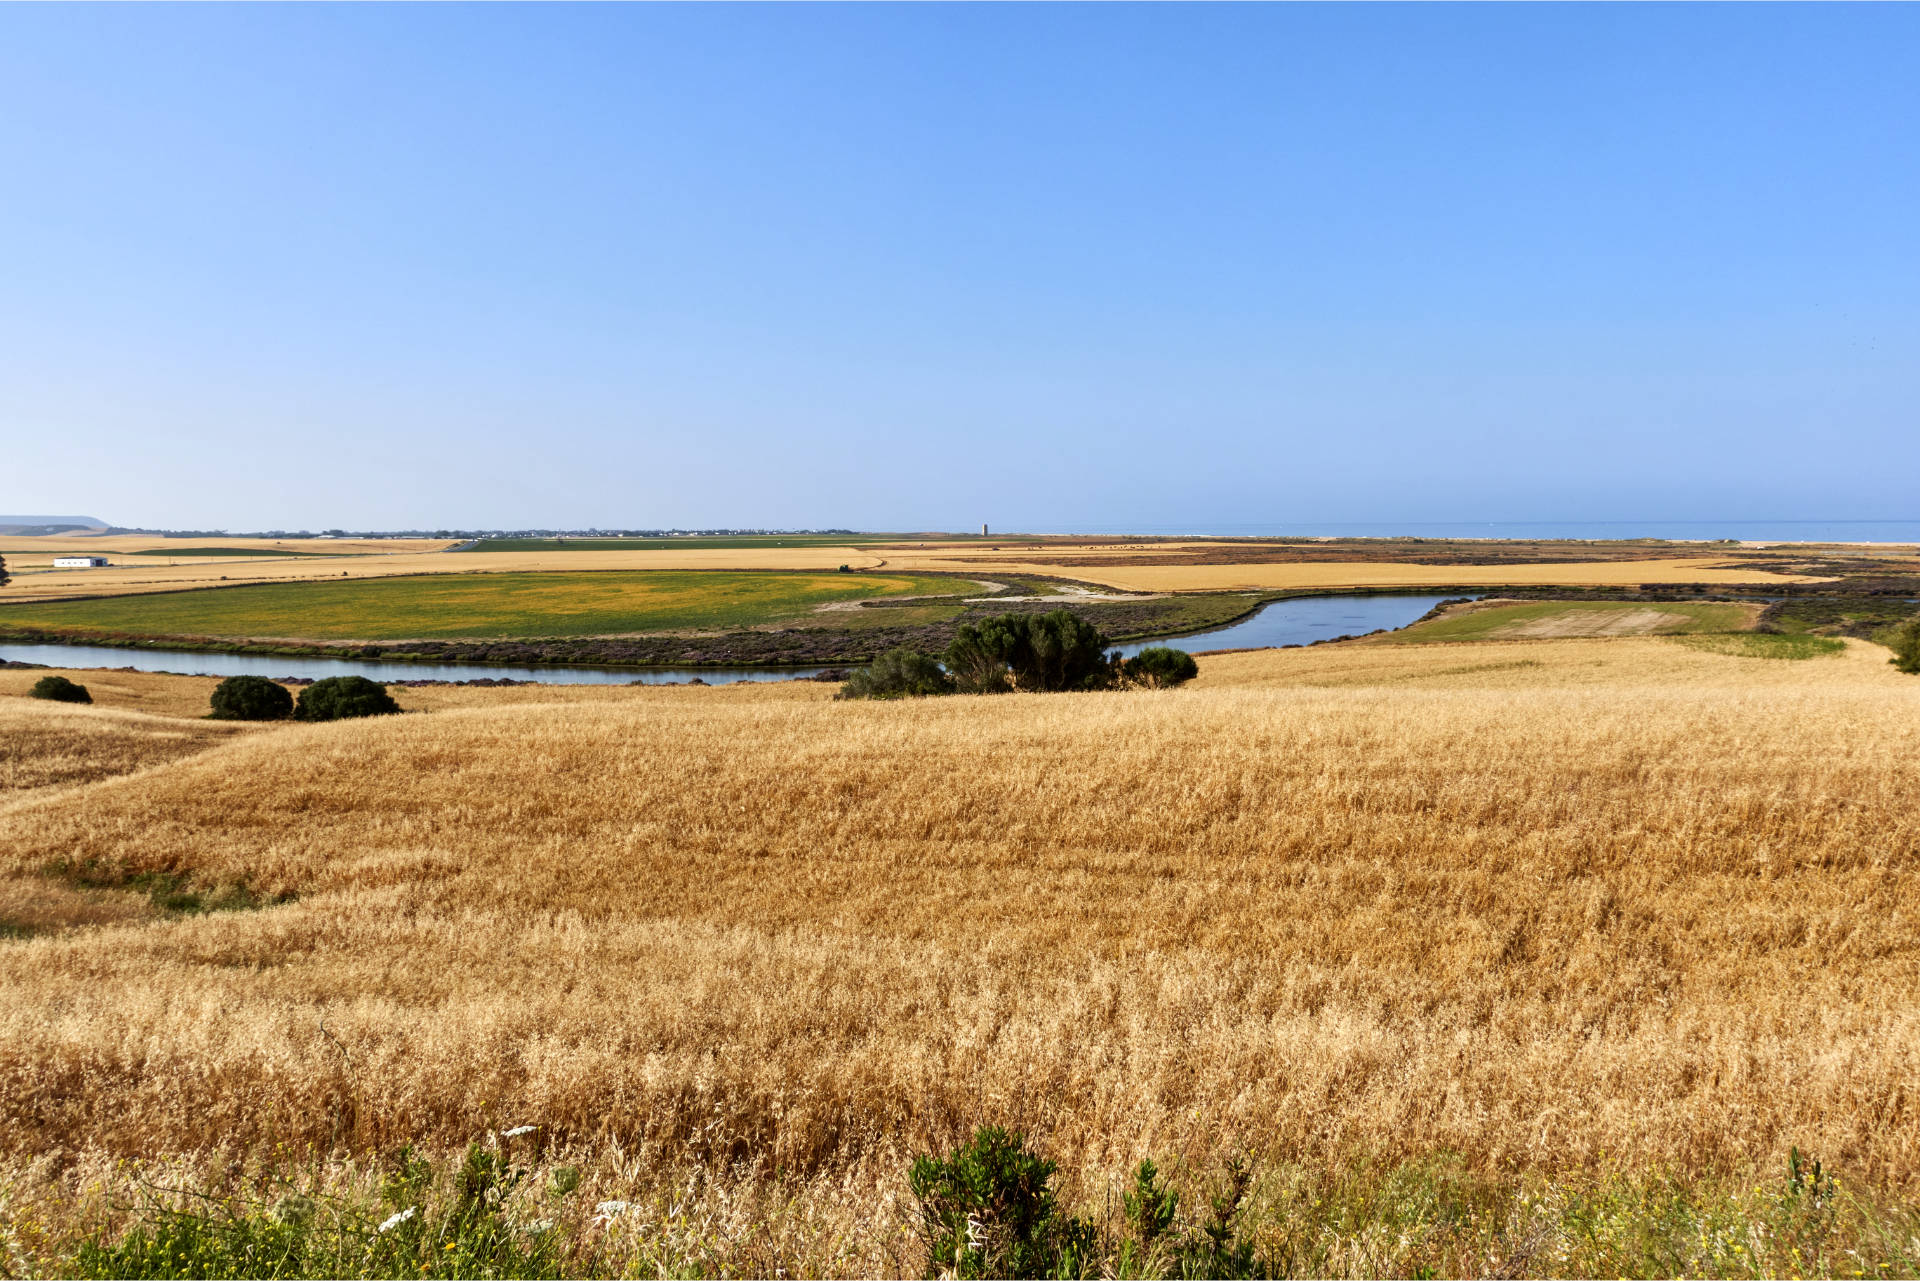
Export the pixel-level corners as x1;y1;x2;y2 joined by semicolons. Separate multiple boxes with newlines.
1;634;1918;1274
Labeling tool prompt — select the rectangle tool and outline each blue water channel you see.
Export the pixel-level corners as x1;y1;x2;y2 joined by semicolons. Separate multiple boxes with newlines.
0;593;1466;684
1105;592;1464;659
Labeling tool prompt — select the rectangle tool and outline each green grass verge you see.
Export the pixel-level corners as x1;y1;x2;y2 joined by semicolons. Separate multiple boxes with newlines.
0;571;967;641
1391;599;1753;643
1676;633;1848;660
36;1146;1920;1280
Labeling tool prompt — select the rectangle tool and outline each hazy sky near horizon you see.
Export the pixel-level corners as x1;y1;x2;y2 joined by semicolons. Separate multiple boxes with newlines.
2;5;1916;532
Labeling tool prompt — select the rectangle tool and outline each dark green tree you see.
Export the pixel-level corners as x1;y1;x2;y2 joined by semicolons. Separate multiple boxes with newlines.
840;647;954;699
209;675;295;721
294;675;401;722
942;615;1025;693
1117;646;1200;688
29;675;91;704
1890;618;1920;675
0;553;10;587
944;609;1112;693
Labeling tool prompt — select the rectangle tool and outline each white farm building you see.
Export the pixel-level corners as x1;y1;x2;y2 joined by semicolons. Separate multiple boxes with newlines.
53;555;110;568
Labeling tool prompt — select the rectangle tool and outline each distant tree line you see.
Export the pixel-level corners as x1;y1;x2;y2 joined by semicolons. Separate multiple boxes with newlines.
841;609;1198;700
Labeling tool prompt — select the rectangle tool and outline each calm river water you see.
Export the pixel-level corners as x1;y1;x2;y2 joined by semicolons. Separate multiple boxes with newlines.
1105;592;1463;659
0;593;1465;684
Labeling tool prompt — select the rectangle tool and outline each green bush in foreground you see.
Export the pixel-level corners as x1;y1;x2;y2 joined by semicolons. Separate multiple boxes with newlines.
29;674;91;703
1116;646;1200;688
209;674;295;721
840;646;954;699
909;1126;1097;1278
294;675;401;722
73;1144;562;1281
41;1137;1920;1280
1890;618;1920;674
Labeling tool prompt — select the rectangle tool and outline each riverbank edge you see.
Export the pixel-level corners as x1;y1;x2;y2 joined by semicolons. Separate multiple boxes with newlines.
0;583;1779;672
0;588;1409;672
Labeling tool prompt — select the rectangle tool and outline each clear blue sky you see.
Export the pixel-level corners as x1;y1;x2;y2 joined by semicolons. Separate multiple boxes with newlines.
2;4;1914;532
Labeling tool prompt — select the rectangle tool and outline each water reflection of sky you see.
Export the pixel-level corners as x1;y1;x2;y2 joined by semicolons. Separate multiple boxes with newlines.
3;593;1474;683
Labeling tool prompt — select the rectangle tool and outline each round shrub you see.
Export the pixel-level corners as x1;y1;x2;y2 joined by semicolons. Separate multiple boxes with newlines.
1888;617;1920;675
294;675;401;722
1118;646;1199;688
209;675;294;721
28;674;91;704
840;647;954;699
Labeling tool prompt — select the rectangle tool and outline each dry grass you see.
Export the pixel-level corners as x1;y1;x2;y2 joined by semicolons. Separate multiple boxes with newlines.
0;636;1916;1205
0;685;253;797
0;688;266;939
0;666;238;720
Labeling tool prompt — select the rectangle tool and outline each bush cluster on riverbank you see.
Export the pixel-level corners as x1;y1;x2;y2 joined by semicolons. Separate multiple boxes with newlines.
842;610;1199;699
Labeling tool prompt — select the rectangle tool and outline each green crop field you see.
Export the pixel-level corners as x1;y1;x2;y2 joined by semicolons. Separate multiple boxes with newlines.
0;571;967;641
1391;598;1755;643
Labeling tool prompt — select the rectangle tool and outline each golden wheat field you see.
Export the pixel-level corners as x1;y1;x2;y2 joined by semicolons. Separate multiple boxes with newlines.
3;637;1918;1171
2;637;1919;1273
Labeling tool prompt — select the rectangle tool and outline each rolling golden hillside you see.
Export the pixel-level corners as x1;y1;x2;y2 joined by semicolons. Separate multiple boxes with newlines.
3;637;1916;1195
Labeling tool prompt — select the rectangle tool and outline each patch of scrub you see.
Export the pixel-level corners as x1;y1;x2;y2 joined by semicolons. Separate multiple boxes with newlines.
1676;633;1847;660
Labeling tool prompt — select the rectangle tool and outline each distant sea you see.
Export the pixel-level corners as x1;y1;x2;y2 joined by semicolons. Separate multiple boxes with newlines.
1045;521;1920;544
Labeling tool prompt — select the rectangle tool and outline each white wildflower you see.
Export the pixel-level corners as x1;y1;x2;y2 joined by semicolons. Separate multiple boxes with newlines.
593;1200;631;1223
377;1206;416;1233
500;1124;537;1138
